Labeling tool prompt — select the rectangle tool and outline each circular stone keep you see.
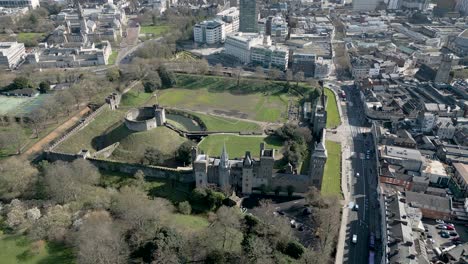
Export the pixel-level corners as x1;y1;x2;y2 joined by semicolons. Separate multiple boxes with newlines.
124;106;166;132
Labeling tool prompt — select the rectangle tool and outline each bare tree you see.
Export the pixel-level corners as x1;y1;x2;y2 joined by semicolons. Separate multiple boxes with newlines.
268;68;281;80
204;206;241;252
315;197;341;260
286;69;293;84
0;122;26;154
76;210;129;264
0;157;37;200
255;66;265;79
294;71;305;86
29;108;48;138
214;63;223;76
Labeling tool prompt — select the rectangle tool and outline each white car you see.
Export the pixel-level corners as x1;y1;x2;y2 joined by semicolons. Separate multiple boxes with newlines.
356;173;360;177
436;219;445;224
352;234;357;244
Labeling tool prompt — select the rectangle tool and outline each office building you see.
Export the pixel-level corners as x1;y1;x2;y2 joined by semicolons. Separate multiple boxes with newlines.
0;41;25;69
251;44;288;70
434;53;454;84
216;7;239;34
224;32;265;63
0;0;39;9
194;20;226;45
239;0;258;33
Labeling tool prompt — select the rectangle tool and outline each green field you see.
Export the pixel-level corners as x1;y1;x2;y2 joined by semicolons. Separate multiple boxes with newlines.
17;33;45;45
140;25;170;36
199;134;283;159
321;140;342;196
169;214;209;232
154;74;295;123
55;108;125;153
324;88;341;128
120;89;153;107
110;126;189;163
0;234;73;264
191;112;261;132
107;50;118;65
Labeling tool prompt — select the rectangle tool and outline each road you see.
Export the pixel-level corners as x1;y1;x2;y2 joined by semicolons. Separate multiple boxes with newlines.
327;81;381;264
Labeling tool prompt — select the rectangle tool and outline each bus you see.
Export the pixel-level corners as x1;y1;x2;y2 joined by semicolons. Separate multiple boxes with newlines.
368;250;375;264
369;232;376;250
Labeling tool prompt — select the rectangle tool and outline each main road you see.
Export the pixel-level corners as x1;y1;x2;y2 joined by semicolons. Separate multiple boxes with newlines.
327;81;381;264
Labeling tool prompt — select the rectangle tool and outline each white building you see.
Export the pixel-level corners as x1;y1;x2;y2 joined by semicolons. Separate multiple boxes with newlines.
270;16;288;41
422;159;449;186
419;112;437;132
0;41;25;69
224;33;265;64
0;0;39;9
353;0;379;11
216;7;239;34
387;0;400;9
434;117;456;140
148;0;166;14
194;20;226;45
251;44;288;70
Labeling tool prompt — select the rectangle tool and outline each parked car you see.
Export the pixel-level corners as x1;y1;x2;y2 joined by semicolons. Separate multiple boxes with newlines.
353;204;359;211
446;223;455;227
450;232;458;236
447;225;455;230
436;219;445;224
437;225;448;230
427;234;433;238
451;237;461;242
356;173;360;177
352;234;357;244
440;232;450;238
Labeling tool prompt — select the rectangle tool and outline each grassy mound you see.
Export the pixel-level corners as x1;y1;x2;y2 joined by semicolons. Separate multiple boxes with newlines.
324;88;341;128
321;140;342;196
110;126;188;163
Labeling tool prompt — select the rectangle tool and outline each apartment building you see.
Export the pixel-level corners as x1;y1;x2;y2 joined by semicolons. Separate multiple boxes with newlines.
251;44;288;70
0;0;39;9
194;20;226;45
224;33;265;63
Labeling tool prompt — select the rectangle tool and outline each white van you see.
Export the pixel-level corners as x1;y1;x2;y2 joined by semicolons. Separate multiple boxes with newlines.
352;234;357;244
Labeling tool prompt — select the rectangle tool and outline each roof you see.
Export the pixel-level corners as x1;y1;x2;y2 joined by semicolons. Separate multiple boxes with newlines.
453;163;468;184
405;191;451;213
384;145;423;161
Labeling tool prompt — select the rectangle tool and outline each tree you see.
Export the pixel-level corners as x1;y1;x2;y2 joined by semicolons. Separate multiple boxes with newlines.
29;108;48;137
268;68;281;80
56;90;76;115
274;186;282;196
29;204;72;242
0;122;26;154
176;141;195;165
214;63;223;76
198;59;209;74
207;206;241;251
38;81;50;93
142;147;165;165
0;157;37;200
76;211;129;264
286;185;295;197
158;66;176;88
315;197;341;261
106;67;121;82
284;241;305;259
10;77;34;90
286;70;293;84
43;160;100;204
143;71;162;93
294;71;305;86
178;201;191;215
255;66;265;79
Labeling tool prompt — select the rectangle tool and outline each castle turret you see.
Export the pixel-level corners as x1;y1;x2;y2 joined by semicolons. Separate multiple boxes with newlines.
218;144;231;189
258;144;275;186
309;133;328;190
193;153;208;188
242;151;254;194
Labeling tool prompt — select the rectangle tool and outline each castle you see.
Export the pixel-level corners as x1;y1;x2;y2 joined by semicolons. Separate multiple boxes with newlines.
192;135;327;194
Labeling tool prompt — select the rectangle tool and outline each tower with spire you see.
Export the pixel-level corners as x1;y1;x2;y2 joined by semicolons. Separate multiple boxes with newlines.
309;133;328;190
242;151;254;194
218;144;231;189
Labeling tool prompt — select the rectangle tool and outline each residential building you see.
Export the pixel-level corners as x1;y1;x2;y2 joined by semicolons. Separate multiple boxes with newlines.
452;163;468;198
250;44;288;70
434;0;457;16
224;33;265;63
387;0;400;9
400;0;429;10
269;15;288;42
418;112;437;133
450;29;468;57
353;0;379;11
193;20;226;45
216;7;239;34
434;117;456;140
0;0;39;9
239;0;257;33
405;191;452;220
0;41;25;69
456;0;468;15
454;127;468;147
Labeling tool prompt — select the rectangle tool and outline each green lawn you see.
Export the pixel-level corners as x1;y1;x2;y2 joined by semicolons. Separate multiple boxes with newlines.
17;33;45;46
324;88;341;128
0;233;73;264
55;107;125;153
154;74;296;123
120;89;153;107
199;134;283;159
191;112;261;132
110;126;189;164
321;140;342;197
169;214;209;232
140;25;170;36
107;50;118;65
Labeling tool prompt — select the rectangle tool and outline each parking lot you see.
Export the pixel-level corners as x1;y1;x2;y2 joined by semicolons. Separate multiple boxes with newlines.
423;219;468;258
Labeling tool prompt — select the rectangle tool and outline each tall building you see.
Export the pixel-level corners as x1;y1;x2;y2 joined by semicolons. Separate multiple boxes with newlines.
250;44;289;70
353;0;379;11
216;7;239;34
224;32;265;63
434;53;454;84
0;41;25;69
434;0;457;16
239;0;258;33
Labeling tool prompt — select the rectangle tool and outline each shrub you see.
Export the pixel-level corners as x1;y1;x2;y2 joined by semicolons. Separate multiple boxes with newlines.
178;201;191;215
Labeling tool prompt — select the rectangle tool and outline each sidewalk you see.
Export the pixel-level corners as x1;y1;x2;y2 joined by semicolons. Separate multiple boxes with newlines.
22;107;91;159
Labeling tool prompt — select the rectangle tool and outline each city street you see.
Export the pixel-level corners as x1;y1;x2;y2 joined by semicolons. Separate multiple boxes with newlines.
327;82;381;264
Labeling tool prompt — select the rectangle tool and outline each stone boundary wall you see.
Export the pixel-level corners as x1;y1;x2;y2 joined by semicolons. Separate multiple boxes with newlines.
45;151;195;183
48;104;109;151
